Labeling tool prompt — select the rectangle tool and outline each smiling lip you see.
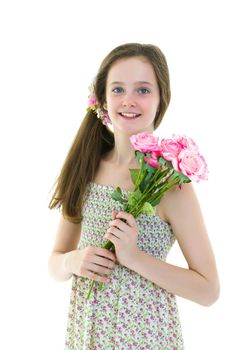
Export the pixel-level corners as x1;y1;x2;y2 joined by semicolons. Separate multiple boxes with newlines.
119;112;141;119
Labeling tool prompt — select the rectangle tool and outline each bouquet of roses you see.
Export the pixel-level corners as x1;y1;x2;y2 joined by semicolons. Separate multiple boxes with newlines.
87;131;208;299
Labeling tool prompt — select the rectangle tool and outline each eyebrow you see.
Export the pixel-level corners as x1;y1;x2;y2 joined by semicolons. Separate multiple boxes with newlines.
110;81;154;86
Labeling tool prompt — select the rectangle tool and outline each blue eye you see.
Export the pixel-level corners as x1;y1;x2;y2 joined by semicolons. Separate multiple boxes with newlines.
113;87;124;94
138;88;150;94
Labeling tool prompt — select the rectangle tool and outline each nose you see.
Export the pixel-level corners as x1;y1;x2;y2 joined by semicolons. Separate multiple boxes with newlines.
122;92;136;107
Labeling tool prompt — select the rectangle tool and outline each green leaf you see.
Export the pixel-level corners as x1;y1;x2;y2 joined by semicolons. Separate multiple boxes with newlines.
173;170;191;184
127;188;142;206
134;188;142;200
129;168;141;185
123;203;128;211
135;151;145;165
141;202;156;215
150;192;164;206
142;158;150;172
150;197;162;207
158;156;172;169
111;187;123;201
158;156;166;166
127;195;137;206
146;162;157;176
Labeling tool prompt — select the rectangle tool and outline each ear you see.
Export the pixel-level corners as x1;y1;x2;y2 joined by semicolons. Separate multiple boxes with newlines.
103;102;108;110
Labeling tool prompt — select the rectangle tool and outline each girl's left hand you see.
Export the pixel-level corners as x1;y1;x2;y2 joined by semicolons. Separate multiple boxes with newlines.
104;210;140;268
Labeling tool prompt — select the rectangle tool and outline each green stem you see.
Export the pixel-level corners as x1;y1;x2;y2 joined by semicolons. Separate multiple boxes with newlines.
86;239;116;299
87;280;95;299
132;176;180;218
128;169;171;215
134;158;143;190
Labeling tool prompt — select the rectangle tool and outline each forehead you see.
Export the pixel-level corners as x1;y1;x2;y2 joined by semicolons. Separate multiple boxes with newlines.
107;56;157;85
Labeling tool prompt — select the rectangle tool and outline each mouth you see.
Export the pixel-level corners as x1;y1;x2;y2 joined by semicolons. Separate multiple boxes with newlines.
119;112;141;119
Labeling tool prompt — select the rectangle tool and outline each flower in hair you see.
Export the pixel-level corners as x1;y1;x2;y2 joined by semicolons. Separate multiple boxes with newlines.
87;83;112;126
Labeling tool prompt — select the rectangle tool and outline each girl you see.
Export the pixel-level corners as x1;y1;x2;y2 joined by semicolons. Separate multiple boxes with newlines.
48;43;220;349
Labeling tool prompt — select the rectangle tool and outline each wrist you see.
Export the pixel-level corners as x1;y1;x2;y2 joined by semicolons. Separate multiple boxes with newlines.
127;247;143;271
63;250;76;277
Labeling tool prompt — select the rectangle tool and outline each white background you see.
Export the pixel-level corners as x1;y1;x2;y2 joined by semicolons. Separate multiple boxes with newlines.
0;0;232;349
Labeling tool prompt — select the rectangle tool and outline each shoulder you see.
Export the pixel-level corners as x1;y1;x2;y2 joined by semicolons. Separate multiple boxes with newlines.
159;182;200;224
159;182;210;259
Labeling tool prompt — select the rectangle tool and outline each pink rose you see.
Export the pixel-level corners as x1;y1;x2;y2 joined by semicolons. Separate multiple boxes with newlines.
144;152;160;168
173;134;199;152
130;132;160;153
177;149;208;182
160;138;183;170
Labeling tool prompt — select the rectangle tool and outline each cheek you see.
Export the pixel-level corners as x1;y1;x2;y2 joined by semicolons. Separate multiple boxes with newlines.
106;93;113;105
142;98;158;114
106;96;119;111
149;91;160;107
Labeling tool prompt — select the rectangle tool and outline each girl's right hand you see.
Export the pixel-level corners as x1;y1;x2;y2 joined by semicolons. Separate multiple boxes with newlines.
67;246;117;283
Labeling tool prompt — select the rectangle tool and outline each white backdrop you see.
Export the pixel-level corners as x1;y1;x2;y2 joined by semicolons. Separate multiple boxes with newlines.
0;0;232;349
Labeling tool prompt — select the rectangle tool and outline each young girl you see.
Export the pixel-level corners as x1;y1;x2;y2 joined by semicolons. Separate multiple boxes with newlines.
48;43;220;349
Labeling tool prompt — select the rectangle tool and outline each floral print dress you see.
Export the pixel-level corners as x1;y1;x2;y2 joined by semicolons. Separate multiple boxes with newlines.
64;182;184;349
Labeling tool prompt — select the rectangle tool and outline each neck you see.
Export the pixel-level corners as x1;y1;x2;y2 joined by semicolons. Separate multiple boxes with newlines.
105;132;138;167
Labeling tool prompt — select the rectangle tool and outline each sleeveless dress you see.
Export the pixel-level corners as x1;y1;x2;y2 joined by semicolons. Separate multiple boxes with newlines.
64;182;184;349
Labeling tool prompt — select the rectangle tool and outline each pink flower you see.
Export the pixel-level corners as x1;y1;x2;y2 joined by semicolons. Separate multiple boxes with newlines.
87;95;97;108
160;138;183;169
177;149;208;182
130;132;160;153
160;135;201;171
102;111;112;126
144;152;160;168
174;134;199;152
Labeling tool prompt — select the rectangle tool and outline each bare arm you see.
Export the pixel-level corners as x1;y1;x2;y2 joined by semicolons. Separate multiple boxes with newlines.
48;215;117;282
48;215;81;281
127;183;220;306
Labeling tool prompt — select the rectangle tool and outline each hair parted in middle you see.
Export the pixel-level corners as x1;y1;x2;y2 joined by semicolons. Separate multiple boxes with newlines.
49;42;171;224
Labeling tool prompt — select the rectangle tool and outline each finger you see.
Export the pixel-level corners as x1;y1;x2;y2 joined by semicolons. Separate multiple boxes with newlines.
104;233;117;247
87;270;110;283
108;218;128;232
96;247;116;261
116;211;136;228
112;209;118;220
88;261;114;275
106;227;121;239
92;255;116;269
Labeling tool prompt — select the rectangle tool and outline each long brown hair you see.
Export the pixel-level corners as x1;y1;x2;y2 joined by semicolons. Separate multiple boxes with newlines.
49;43;171;223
